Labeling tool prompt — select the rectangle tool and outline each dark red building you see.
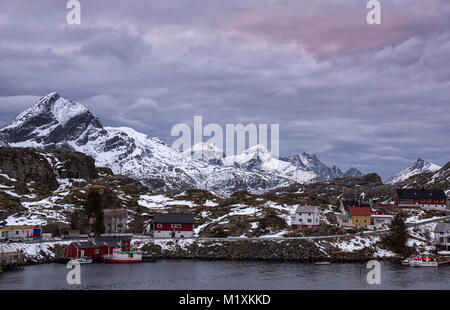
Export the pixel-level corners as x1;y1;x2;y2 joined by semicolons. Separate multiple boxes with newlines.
153;213;194;239
394;189;447;210
64;236;131;259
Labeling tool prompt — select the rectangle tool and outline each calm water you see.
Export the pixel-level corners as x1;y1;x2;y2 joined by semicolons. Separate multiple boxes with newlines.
0;260;449;290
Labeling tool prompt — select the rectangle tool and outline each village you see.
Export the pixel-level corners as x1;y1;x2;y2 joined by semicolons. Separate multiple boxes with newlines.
1;187;449;271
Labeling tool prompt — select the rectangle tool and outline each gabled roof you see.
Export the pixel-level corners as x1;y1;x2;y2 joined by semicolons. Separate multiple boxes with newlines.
341;200;371;212
73;241;99;249
153;213;195;224
396;189;446;200
295;205;319;213
349;207;372;216
434;222;450;233
95;235;131;243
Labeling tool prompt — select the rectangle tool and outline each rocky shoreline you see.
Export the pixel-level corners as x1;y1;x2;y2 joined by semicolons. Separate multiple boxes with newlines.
5;238;403;267
137;239;400;263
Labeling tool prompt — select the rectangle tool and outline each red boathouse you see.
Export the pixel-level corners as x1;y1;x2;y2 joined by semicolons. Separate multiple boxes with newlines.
63;236;131;259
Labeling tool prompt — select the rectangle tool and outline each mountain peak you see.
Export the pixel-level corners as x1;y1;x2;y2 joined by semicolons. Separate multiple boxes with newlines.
344;167;363;177
386;158;441;184
0;93;103;149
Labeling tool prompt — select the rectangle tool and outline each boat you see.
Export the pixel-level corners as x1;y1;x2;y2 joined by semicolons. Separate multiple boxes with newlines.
409;256;438;267
314;261;331;265
103;248;142;263
75;257;93;264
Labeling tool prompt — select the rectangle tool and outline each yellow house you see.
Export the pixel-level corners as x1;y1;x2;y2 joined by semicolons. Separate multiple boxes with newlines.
349;207;372;227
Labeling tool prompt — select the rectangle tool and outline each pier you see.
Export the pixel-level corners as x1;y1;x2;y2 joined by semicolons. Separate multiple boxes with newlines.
0;250;25;272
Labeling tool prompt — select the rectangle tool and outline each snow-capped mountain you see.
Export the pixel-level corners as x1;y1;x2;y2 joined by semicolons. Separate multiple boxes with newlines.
281;153;362;181
0;93;298;195
343;167;363;178
223;144;317;183
386;158;441;184
0;92;207;191
183;142;225;165
0;92;362;195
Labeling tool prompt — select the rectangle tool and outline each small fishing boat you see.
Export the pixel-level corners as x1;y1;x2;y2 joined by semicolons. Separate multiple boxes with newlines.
409;256;438;267
75;257;93;264
103;248;142;263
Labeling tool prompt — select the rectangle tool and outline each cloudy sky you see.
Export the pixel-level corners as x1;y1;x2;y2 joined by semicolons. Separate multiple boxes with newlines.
0;0;449;179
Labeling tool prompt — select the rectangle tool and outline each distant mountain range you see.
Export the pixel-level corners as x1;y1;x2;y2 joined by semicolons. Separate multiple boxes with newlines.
1;92;441;195
386;158;441;184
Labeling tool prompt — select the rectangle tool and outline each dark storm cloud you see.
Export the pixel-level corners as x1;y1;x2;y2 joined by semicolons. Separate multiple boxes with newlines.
0;0;449;178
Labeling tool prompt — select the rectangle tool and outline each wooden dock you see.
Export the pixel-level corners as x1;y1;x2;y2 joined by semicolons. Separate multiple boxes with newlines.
0;251;25;272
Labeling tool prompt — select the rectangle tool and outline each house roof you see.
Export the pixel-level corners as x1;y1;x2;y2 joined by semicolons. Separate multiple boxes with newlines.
295;205;319;213
71;236;131;249
153;213;195;224
434;222;450;233
341;200;371;212
349;207;372;216
73;241;99;249
94;236;131;243
396;189;446;200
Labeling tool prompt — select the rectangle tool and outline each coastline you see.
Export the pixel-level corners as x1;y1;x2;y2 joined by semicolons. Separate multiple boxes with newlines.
1;238;403;268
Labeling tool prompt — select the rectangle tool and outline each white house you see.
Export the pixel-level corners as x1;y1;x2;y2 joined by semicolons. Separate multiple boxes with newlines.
370;214;393;230
291;206;320;229
434;221;450;251
0;225;42;241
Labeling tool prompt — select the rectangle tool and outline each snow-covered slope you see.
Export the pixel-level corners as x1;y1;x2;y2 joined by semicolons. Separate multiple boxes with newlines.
183;142;225;165
0;92;208;191
281;153;362;181
223;144;317;183
386;159;441;184
0;93;300;195
0;92;363;195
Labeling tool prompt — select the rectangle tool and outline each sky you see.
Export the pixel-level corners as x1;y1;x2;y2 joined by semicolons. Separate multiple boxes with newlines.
0;0;449;179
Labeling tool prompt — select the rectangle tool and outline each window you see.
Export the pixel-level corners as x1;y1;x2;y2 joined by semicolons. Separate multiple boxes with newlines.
427;199;431;202
364;220;368;223
299;219;302;222
156;224;162;228
355;219;359;223
307;219;311;223
95;249;99;254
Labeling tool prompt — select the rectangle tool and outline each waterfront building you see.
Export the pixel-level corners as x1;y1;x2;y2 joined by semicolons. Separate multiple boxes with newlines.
0;225;42;242
153;213;195;239
64;235;131;258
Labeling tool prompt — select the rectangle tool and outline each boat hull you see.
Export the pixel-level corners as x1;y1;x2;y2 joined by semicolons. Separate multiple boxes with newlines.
104;258;142;263
410;261;438;267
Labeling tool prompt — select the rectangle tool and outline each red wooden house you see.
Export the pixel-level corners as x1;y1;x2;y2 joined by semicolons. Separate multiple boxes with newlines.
153;213;194;239
394;189;447;210
64;236;131;259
